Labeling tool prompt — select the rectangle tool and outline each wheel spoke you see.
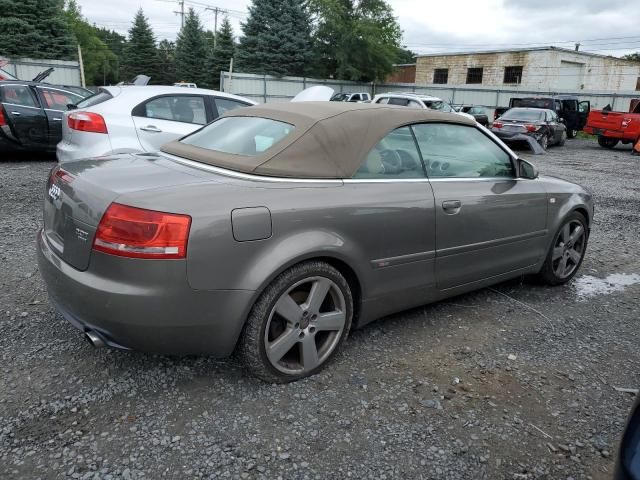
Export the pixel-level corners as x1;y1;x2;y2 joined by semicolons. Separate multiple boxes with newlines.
569;225;584;244
301;337;320;370
568;248;582;264
556;256;568;276
561;224;571;243
275;294;303;324
315;311;345;331
305;278;331;314
552;247;564;260
267;328;299;363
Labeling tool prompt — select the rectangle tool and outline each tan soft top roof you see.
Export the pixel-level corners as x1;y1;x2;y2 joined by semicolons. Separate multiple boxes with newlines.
161;101;475;179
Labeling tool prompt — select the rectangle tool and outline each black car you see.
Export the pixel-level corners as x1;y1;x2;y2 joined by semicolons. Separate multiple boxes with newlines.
0;81;88;154
495;96;590;138
456;105;489;126
491;107;567;153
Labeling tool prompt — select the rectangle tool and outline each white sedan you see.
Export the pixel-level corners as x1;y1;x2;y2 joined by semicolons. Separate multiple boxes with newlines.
57;85;256;162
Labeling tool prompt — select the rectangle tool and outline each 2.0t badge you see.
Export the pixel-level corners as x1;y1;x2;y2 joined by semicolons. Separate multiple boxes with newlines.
48;183;61;201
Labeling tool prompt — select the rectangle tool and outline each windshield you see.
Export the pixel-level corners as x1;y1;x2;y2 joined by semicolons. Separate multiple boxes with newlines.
180;116;295;156
501;109;544;122
76;91;113;108
330;93;350;102
424;100;453;113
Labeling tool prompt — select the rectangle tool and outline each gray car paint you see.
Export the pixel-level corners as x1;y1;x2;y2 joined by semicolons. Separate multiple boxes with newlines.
38;132;593;356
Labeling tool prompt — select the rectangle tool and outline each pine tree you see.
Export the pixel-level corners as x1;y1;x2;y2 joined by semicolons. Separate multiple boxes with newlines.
122;9;158;82
0;0;75;59
156;40;177;85
174;9;207;85
237;0;312;77
205;17;235;88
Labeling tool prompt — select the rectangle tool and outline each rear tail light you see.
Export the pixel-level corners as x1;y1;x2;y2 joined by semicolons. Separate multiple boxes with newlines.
67;111;108;134
49;165;75;184
525;124;540;132
0;106;6;127
93;203;191;259
493;121;503;128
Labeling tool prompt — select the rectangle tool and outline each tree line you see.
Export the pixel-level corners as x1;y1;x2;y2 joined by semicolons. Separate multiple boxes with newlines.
0;0;415;87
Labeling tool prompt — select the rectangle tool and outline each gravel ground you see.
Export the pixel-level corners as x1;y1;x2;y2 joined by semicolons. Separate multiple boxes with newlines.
1;139;639;480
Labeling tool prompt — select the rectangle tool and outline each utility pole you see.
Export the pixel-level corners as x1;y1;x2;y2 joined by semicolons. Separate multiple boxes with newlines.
77;44;86;87
205;7;227;47
174;0;185;29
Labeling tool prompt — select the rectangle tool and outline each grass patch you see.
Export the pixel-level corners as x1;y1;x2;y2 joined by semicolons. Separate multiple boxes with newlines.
576;131;596;140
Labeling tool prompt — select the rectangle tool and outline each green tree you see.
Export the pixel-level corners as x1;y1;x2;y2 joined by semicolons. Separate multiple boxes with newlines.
205;17;235;88
122;9;158;82
623;53;640;62
174;8;207;85
308;0;402;82
394;46;416;64
94;27;127;82
0;0;75;59
237;0;313;76
156;39;177;85
64;0;118;85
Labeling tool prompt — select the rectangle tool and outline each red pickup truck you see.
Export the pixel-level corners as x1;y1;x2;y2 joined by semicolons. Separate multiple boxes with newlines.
583;101;640;149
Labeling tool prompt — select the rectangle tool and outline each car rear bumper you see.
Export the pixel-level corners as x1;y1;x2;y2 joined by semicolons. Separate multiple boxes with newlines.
582;127;635;141
56;134;115;162
37;229;253;356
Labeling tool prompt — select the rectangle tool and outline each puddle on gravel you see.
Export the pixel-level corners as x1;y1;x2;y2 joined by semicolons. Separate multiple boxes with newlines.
574;273;640;298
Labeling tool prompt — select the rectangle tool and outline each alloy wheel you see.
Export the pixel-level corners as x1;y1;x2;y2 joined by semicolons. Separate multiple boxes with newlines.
264;276;346;375
552;220;586;279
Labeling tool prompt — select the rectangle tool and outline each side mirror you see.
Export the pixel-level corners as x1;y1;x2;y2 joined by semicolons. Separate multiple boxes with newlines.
559;117;564;122
518;158;538;179
66;103;77;111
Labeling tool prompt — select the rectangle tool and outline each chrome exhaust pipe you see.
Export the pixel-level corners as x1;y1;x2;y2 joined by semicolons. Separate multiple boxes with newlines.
85;330;106;348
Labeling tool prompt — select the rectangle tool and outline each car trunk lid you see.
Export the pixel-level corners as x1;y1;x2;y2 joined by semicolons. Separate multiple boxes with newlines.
43;153;210;271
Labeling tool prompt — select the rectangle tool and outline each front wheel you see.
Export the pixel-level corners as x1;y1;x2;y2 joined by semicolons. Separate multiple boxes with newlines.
238;261;353;383
597;136;619;149
536;212;588;286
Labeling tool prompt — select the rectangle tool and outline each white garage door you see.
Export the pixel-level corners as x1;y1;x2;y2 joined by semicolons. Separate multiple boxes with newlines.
556;61;584;91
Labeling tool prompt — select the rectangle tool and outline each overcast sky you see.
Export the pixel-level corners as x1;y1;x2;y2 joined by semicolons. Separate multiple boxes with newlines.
76;0;640;58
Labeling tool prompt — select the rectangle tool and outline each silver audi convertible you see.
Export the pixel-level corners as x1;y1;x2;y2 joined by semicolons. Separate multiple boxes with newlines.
38;102;593;382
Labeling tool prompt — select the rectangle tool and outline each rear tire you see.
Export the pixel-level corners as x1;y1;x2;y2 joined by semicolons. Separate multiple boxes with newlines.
538;134;549;150
567;128;578;139
597;136;619;149
557;130;567;147
238;261;353;383
536;212;588;286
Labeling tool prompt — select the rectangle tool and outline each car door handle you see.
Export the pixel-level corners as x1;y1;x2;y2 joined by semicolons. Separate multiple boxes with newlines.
442;200;462;213
10;111;21;116
140;125;162;133
52;117;62;121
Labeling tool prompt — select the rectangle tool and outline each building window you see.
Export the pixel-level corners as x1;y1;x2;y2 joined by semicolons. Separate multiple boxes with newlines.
466;67;483;84
433;68;448;84
636;77;640;91
504;66;523;84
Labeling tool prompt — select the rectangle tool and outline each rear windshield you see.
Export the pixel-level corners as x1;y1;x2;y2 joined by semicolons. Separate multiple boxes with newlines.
501;109;544;121
75;91;113;109
512;98;553;109
180;117;294;156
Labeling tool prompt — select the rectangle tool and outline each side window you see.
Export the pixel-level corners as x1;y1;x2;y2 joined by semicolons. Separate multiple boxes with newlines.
555;100;562;112
388;97;409;106
39;88;82;110
349;94;360;102
376;97;389;104
353;126;425;179
215;97;249;116
408;100;423;109
1;85;38;107
141;95;207;124
413;123;514;178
